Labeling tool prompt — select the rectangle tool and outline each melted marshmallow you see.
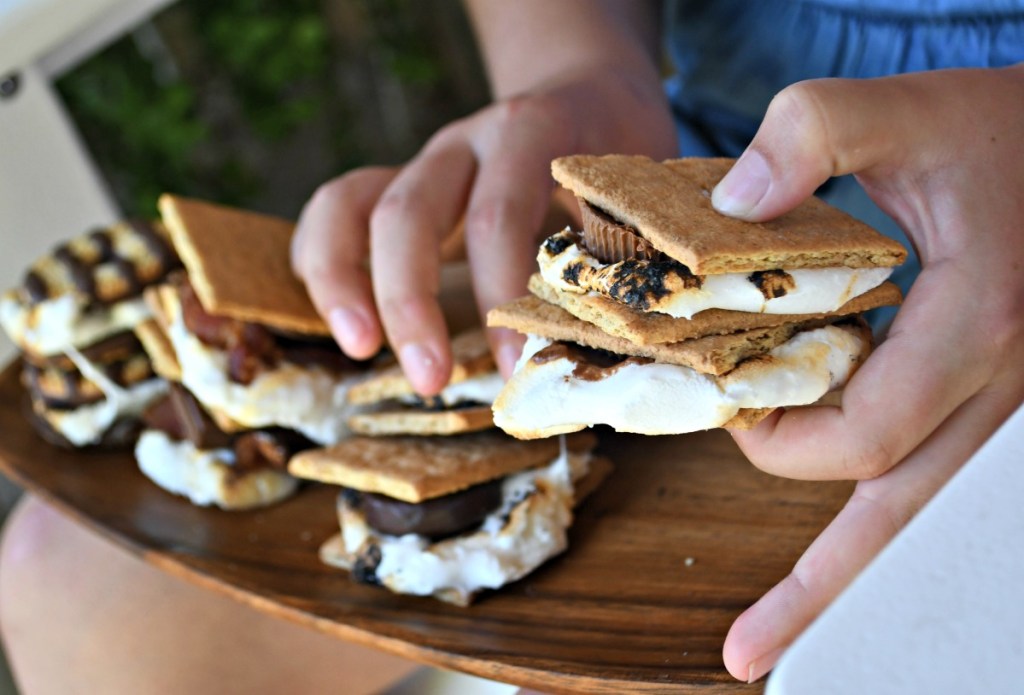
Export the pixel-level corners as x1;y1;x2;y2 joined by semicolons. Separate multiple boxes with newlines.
135;430;298;509
46;346;168;446
0;291;151;357
537;232;892;319
340;447;584;600
493;326;866;439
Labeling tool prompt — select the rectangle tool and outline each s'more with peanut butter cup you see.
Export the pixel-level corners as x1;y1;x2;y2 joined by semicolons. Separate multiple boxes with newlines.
490;155;906;439
345;327;503;437
1;220;181;447
288;430;610;605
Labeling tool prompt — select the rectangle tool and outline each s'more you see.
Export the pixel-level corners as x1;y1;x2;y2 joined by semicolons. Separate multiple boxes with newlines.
490;155;906;438
1;220;180;446
153;194;379;445
130;195;381;508
289;431;610;605
346;327;503;436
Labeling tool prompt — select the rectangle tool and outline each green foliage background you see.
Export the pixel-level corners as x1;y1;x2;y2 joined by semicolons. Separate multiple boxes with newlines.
57;0;487;218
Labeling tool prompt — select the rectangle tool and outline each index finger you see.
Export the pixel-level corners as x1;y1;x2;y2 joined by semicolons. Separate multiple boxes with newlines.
369;133;478;396
464;98;576;376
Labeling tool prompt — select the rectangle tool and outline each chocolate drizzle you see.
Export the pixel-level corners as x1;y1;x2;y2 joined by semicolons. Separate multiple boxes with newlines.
19;221;180;307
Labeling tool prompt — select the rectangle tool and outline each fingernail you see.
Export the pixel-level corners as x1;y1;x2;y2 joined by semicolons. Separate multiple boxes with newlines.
399;342;440;392
328;307;371;353
497;343;523;378
747;647;784;683
712;149;771;217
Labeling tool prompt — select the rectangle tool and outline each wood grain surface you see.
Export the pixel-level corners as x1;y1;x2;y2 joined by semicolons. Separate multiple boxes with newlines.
0;361;853;693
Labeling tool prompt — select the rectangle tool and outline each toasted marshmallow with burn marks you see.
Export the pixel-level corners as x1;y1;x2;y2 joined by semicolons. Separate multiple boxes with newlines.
289;431;610;606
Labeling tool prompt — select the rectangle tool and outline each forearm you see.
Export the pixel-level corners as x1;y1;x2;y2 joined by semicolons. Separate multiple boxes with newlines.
464;0;673;159
465;0;663;100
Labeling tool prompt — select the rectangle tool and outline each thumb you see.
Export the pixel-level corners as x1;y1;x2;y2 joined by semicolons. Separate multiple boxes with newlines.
710;75;941;221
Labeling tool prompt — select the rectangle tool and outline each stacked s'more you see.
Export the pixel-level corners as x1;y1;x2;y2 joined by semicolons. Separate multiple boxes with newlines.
0;220;180;447
491;155;907;438
133;195;380;510
288;326;610;604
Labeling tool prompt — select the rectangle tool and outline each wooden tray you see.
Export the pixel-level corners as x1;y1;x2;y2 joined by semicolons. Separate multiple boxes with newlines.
0;361;852;693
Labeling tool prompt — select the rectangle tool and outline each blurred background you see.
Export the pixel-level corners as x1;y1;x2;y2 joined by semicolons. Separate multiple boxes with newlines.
0;1;491;692
58;0;489;218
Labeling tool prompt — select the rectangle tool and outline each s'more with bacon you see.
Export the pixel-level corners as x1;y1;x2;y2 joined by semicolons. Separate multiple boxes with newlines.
490;155;907;438
131;195;379;509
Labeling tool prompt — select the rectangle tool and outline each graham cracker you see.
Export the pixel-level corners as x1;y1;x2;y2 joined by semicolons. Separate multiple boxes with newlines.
530;273;902;345
158;194;329;335
288;430;596;503
347;327;494;405
134;318;182;382
723;408;775;430
348;406;494;436
489;295;851;376
551;155;907;273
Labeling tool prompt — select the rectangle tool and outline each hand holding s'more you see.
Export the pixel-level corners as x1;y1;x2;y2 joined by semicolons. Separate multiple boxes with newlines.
489;154;905;439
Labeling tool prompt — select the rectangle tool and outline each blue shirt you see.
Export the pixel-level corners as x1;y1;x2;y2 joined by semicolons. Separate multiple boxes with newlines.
663;0;1024;302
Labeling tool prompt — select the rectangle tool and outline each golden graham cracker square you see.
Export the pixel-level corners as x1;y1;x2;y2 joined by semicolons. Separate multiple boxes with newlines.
347;405;495;437
288;430;595;503
134;318;182;382
158;194;329;335
551;155;907;273
529;273;902;346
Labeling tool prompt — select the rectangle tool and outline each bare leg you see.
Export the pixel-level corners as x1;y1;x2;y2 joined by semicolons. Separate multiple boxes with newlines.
0;494;419;695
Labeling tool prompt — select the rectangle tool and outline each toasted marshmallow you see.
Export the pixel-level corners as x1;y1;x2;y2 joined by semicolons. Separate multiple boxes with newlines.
164;294;361;445
538;230;892;319
338;446;591;604
1;292;152;357
135;430;298;510
493;325;867;439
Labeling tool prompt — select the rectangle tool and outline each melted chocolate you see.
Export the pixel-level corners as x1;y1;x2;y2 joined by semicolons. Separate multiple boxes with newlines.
167;383;232;450
531;341;652;381
348;477;505;540
128;219;178;274
22;270;48;304
232;428;314;472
